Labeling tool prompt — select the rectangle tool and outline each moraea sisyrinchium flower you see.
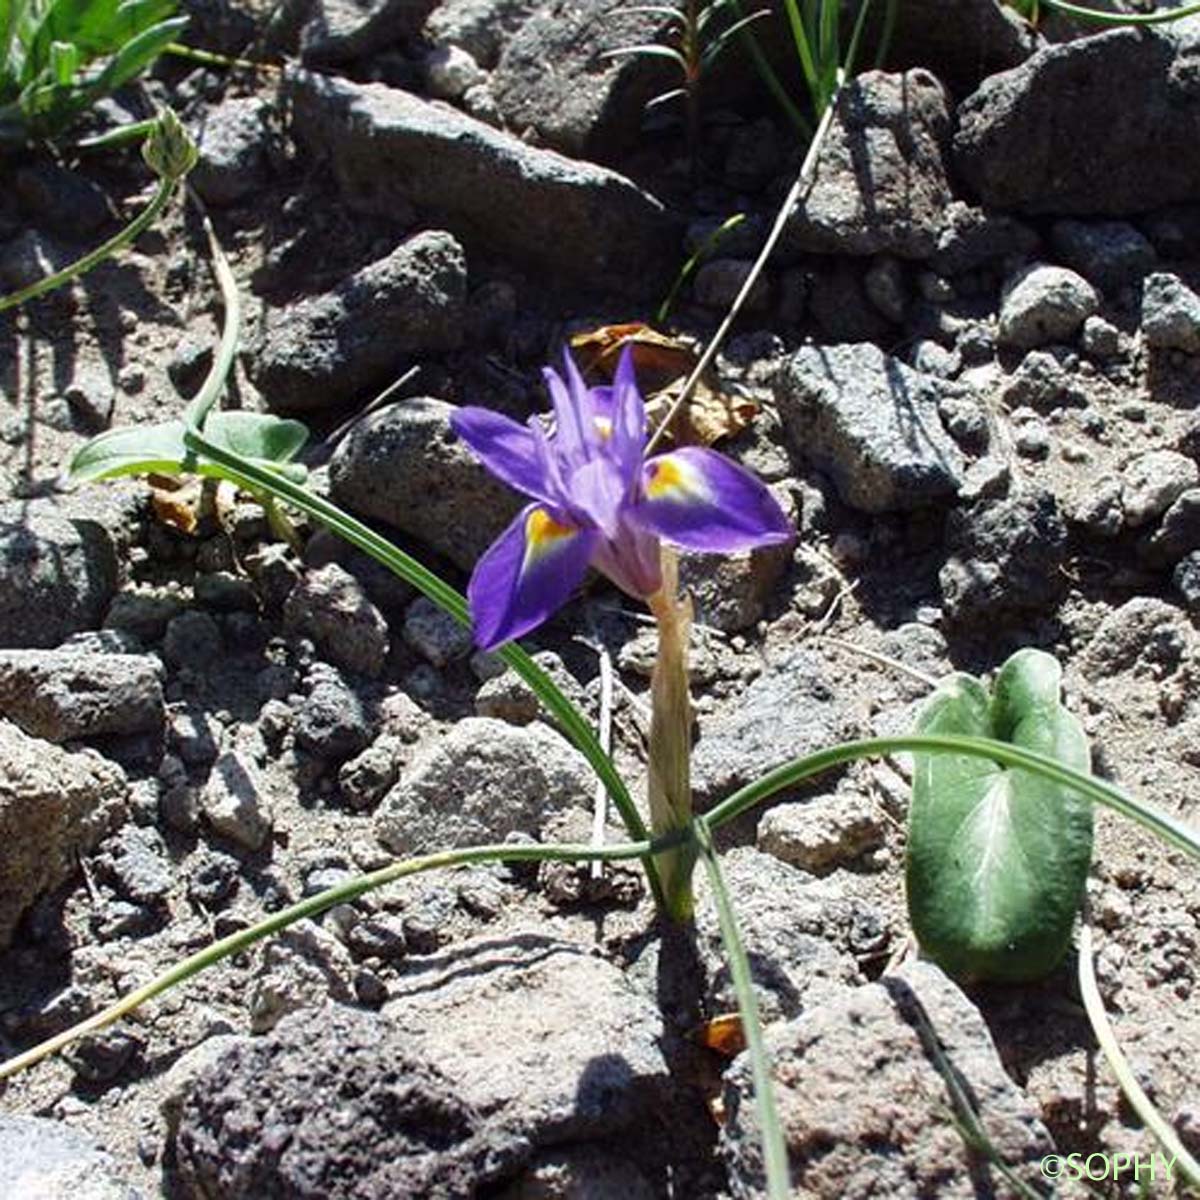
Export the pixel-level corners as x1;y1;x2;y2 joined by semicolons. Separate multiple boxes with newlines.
451;347;794;650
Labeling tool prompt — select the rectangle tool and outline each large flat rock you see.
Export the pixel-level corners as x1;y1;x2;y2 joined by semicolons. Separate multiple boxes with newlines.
287;71;675;296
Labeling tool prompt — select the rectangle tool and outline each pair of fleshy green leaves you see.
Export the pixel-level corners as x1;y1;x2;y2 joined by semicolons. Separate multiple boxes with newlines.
73;404;1091;986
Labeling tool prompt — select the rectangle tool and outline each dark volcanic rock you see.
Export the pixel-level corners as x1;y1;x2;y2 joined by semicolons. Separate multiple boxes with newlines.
939;487;1069;627
248;230;467;414
329;396;521;570
173;1006;505;1199
0;502;119;649
287;71;675;296
490;0;675;159
864;0;1037;94
0;720;127;946
781;70;953;261
955;30;1200;215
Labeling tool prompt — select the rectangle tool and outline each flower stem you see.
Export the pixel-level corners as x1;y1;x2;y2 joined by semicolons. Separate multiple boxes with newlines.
647;552;697;921
0;177;177;314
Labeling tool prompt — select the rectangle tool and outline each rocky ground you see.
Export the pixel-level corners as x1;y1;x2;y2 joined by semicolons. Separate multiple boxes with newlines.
1;0;1199;1196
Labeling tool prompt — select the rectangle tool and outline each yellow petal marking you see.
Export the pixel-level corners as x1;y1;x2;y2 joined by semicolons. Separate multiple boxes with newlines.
523;507;576;571
645;455;708;502
593;415;614;441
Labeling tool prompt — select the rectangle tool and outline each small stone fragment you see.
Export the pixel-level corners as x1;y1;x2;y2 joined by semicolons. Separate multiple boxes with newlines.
998;264;1098;349
201;751;273;851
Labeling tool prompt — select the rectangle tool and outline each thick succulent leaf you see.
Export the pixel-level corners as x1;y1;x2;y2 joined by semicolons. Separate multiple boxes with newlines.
906;648;1094;983
69;412;309;483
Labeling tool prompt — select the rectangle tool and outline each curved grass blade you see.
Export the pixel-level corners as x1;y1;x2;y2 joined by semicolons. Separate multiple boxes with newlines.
1030;0;1200;24
0;836;659;1081
704;735;1200;865
1078;922;1200;1191
694;819;790;1200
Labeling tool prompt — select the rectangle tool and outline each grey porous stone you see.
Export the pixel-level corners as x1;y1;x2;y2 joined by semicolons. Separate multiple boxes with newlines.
0;1116;142;1200
249;230;466;414
691;650;863;808
997;264;1098;350
774;343;966;514
955;30;1200;215
276;0;438;65
383;929;672;1141
287;72;674;295
781;70;953;260
1121;450;1199;528
249;920;356;1032
0;502;119;648
374;717;593;854
1079;597;1196;680
283;562;391;678
757;792;886;874
0;720;127;946
191;96;273;207
929;201;1040;277
422;0;536;67
1050;219;1156;294
329;397;521;571
172;1005;508;1198
693;846;883;1021
939;487;1069;627
1141;271;1200;353
1142;489;1200;567
200;751;274;851
402;595;474;667
0;649;164;742
490;0;678;159
721;960;1054;1198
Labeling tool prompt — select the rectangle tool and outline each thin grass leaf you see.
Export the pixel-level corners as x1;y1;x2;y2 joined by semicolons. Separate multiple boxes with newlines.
0;834;664;1081
602;41;687;67
703;734;1200;865
842;0;874;80
644;85;686;110
1032;0;1200;24
619;4;685;19
726;0;809;134
1078;923;1200;1191
874;0;897;68
699;8;768;69
694;820;791;1200
781;0;819;96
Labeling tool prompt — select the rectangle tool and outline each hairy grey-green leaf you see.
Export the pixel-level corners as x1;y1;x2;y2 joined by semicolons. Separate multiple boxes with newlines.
906;648;1093;982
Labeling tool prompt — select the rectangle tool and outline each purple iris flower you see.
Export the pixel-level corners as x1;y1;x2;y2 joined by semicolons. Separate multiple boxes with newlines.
450;347;794;650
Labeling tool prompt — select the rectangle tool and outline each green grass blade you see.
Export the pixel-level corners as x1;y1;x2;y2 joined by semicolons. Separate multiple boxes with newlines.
703;735;1200;863
694;820;790;1199
781;0;819;96
1034;0;1200;24
85;13;185;95
0;835;659;1081
1078;923;1200;1191
726;0;808;135
656;211;745;323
